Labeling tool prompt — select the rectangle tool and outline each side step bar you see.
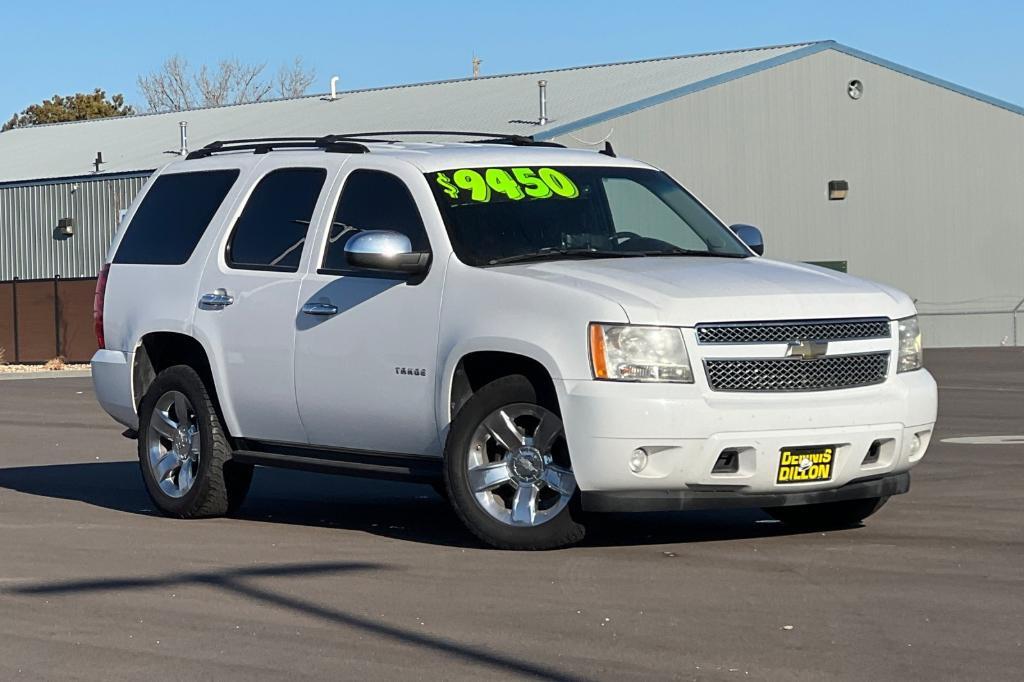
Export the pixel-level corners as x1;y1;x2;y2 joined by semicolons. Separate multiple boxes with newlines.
231;440;442;483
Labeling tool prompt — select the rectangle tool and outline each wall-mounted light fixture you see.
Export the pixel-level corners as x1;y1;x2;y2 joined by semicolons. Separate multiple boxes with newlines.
848;80;863;100
828;180;849;201
55;217;75;238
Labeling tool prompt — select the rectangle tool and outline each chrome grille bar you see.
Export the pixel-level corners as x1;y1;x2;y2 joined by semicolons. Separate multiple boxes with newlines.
696;318;891;345
704;352;890;392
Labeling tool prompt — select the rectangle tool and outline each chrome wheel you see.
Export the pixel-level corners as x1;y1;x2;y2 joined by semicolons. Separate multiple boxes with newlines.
145;390;200;498
466;403;576;527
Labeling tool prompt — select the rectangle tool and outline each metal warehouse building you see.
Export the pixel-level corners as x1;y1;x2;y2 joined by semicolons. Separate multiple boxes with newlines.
1;40;1022;360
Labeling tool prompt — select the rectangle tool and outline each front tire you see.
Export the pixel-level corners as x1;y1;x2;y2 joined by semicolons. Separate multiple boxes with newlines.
444;375;585;550
137;365;252;518
764;496;889;529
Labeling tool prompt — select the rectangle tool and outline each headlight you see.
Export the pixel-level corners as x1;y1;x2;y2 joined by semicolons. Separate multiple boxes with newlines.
897;315;923;372
589;323;694;382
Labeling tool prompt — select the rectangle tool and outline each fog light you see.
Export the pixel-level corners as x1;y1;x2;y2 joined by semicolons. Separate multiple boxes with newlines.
909;434;922;455
629;448;649;473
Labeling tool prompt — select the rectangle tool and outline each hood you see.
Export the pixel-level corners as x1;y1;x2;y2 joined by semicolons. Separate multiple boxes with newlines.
501;257;915;326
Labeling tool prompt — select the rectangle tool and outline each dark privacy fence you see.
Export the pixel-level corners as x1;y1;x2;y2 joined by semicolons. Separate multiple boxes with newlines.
0;277;98;363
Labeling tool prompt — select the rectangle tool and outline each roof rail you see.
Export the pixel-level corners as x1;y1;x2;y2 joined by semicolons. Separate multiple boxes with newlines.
324;131;566;148
186;136;369;160
184;131;565;160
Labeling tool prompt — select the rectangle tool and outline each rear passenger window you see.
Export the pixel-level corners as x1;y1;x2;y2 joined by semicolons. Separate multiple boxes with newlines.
321;170;429;272
227;168;327;272
114;170;239;265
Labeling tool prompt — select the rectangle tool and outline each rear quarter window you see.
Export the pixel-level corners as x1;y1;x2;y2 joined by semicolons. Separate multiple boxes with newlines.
114;169;240;265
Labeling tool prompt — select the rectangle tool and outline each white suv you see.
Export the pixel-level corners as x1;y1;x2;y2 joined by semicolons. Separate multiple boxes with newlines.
91;132;937;550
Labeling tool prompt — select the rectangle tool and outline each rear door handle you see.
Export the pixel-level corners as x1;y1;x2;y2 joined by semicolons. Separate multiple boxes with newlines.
302;301;339;316
199;289;234;310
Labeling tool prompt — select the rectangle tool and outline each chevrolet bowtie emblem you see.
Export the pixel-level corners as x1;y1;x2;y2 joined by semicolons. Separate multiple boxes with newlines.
786;339;828;360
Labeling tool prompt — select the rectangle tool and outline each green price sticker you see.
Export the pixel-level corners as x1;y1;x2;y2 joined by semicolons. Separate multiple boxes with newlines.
434;167;579;204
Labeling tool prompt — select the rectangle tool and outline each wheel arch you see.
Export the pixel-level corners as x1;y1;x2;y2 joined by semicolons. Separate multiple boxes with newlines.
133;331;238;437
439;340;567;436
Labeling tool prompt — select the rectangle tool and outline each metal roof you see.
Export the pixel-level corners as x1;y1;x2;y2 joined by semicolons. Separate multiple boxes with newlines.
0;42;816;184
2;40;1021;185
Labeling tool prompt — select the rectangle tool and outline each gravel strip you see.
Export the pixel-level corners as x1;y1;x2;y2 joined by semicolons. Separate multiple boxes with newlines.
0;364;91;374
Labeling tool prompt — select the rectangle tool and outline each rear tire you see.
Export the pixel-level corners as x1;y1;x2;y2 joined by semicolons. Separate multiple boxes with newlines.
764;496;889;529
137;365;252;518
444;375;585;550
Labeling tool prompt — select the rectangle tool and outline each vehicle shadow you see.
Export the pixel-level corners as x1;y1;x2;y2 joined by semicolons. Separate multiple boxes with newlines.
0;460;821;548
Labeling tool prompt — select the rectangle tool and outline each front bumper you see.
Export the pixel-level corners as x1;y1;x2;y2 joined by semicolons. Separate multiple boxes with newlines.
582;471;909;512
557;368;937;500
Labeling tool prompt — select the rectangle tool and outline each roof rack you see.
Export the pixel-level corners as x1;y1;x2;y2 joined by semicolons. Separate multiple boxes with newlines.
185;130;564;160
321;131;565;147
186;136;370;160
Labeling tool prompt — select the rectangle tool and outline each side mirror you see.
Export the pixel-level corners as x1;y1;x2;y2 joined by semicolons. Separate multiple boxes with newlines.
344;230;430;274
731;224;764;256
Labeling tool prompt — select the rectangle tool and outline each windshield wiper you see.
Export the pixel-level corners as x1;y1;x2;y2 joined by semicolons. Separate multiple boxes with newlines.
488;248;640;266
626;248;747;259
487;246;747;266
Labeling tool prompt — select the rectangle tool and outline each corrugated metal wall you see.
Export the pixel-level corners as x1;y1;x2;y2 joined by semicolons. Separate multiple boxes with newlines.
556;50;1024;347
0;173;150;281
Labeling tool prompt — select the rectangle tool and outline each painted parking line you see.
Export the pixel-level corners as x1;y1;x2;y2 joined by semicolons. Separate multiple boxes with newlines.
941;435;1024;445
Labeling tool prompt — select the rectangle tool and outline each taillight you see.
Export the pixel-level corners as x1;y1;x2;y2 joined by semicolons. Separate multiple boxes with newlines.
93;263;110;350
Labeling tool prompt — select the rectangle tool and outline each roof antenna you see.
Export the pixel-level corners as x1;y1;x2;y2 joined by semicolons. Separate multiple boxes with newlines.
537;80;548;125
599;141;616;157
472;53;482;79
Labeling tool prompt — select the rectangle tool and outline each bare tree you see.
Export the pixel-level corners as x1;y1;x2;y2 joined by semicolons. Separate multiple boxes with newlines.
137;55;196;112
138;55;315;112
277;57;317;99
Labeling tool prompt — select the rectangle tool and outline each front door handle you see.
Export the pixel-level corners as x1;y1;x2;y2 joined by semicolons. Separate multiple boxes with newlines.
199;289;234;310
302;301;339;316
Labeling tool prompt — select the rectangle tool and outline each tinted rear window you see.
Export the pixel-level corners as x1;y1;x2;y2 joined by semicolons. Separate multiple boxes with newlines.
227;167;327;272
114;170;240;265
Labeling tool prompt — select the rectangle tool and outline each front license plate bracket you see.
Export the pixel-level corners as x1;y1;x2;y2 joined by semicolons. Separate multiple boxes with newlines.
777;446;835;484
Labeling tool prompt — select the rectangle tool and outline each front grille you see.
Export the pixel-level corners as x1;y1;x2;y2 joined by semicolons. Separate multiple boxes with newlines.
704;352;890;392
696;318;891;344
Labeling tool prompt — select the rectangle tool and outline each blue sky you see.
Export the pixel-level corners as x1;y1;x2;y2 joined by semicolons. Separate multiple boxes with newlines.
3;1;1023;117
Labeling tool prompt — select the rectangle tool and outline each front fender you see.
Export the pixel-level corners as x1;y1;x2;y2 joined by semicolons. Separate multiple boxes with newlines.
432;258;630;449
436;337;569;435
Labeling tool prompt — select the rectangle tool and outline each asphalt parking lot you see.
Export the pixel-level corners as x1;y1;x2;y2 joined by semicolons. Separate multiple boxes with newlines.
0;349;1021;680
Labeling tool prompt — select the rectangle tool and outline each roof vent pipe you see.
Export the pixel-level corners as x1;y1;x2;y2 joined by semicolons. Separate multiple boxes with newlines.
179;121;188;156
330;76;340;100
537;80;548;125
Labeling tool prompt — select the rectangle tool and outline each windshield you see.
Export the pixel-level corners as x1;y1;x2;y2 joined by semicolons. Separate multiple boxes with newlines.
427;165;750;266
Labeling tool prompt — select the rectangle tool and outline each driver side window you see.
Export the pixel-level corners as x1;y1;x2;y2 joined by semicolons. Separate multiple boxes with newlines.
321;170;430;272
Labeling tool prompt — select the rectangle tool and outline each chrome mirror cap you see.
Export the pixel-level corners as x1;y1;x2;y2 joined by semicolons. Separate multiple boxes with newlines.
343;230;413;257
731;224;764;256
343;230;430;275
